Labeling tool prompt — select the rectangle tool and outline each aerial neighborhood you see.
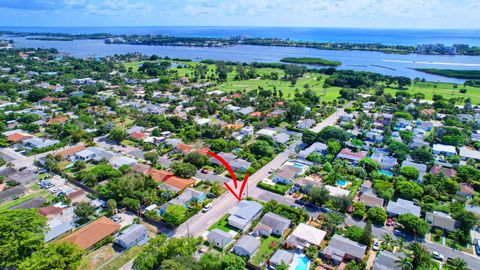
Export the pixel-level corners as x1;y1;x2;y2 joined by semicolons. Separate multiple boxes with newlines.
1;46;480;270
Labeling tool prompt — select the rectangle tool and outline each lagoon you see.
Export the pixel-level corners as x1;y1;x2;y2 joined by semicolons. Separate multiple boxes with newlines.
4;33;480;84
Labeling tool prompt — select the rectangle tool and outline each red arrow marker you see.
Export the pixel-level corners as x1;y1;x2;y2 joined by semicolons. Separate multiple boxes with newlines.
207;151;249;201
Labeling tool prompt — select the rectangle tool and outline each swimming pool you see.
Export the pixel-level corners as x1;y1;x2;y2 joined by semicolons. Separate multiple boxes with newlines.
294;254;310;270
292;163;305;169
336;179;347;187
379;170;393;177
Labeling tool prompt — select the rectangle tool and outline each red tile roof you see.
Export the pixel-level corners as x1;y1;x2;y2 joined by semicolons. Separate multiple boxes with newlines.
163;177;195;191
55;145;85;159
67;189;85;200
176;143;194;154
46;116;69;125
7;132;32;142
148;169;174;182
41;96;67;102
38;206;64;217
431;166;457;177
130;131;146;140
250;111;263;118
61;216;120;249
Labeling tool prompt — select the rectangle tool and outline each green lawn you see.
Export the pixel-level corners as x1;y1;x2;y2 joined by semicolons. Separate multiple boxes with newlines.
208;214;238;233
384;81;480;104
250;235;282;266
0;189;52;211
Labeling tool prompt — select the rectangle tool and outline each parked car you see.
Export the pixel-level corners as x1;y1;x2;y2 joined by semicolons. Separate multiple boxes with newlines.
373;241;380;251
206;193;215;199
386;218;394;226
294;199;305;205
202;203;212;212
110;215;122;223
476;240;480;255
432;251;444;261
19;166;27;171
394;229;406;237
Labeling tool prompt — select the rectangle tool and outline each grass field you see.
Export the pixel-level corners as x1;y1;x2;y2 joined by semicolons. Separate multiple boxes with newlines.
384;81;480;104
250;235;282;266
123;60;480;104
0;189;53;211
217;72;341;101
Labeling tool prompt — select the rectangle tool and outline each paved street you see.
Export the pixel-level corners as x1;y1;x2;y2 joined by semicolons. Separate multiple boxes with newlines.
173;139;301;237
1;144;83;170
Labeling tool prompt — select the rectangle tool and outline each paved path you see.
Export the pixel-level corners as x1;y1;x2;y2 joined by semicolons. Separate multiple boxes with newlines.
309;103;351;133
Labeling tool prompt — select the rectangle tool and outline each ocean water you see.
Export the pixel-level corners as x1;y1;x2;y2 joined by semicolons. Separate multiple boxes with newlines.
1;26;480;46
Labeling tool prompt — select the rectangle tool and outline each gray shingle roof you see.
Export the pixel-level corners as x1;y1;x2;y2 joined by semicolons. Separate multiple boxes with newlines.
325;235;367;260
233;235;260;254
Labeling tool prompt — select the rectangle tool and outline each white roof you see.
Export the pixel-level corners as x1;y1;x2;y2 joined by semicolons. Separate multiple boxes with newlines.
433;144;456;153
257;128;276;137
325;185;350;197
459;146;480;160
288;223;326;246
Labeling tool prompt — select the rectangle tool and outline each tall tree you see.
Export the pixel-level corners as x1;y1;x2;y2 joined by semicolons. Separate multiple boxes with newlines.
18;242;84;270
0;209;47;268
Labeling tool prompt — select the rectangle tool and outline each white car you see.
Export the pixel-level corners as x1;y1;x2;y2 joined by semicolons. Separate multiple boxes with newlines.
432;251;444;261
202;203;212;212
373;241;380;251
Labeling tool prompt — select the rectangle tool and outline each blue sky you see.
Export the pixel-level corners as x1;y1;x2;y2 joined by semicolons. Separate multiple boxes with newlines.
0;0;479;29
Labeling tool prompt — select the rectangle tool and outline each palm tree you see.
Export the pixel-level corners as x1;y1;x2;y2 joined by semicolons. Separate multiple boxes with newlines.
395;257;413;270
382;233;393;249
409;242;433;269
395;237;406;251
445;258;469;270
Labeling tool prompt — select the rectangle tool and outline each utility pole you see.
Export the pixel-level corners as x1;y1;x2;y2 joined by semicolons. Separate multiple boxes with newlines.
187;221;190;237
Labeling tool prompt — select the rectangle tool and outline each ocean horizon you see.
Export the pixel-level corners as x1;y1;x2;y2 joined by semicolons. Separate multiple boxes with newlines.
1;26;480;46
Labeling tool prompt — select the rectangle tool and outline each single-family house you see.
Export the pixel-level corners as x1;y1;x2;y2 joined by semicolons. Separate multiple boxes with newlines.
433;144;456;156
323;234;367;263
272;165;298;184
336;148;367;164
325;185;350;198
386;198;421;217
253;212;291;237
370;153;397;170
115;224;149;249
74;149;96;162
67;189;85;205
298;142;328;159
425;211;458;232
373;251;406;270
38;206;65;220
228;200;262;230
22;137;60;149
269;250;294;269
206;229;233;249
163;177;196;193
62;216;121;249
458;183;475;198
148;169;174;182
233;235;260;257
230;158;251;172
285;223;327;249
430;166;457;177
109;156;137;169
459;146;480;161
294;177;321;191
296;119;316;130
359;192;384;208
45;221;75;242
